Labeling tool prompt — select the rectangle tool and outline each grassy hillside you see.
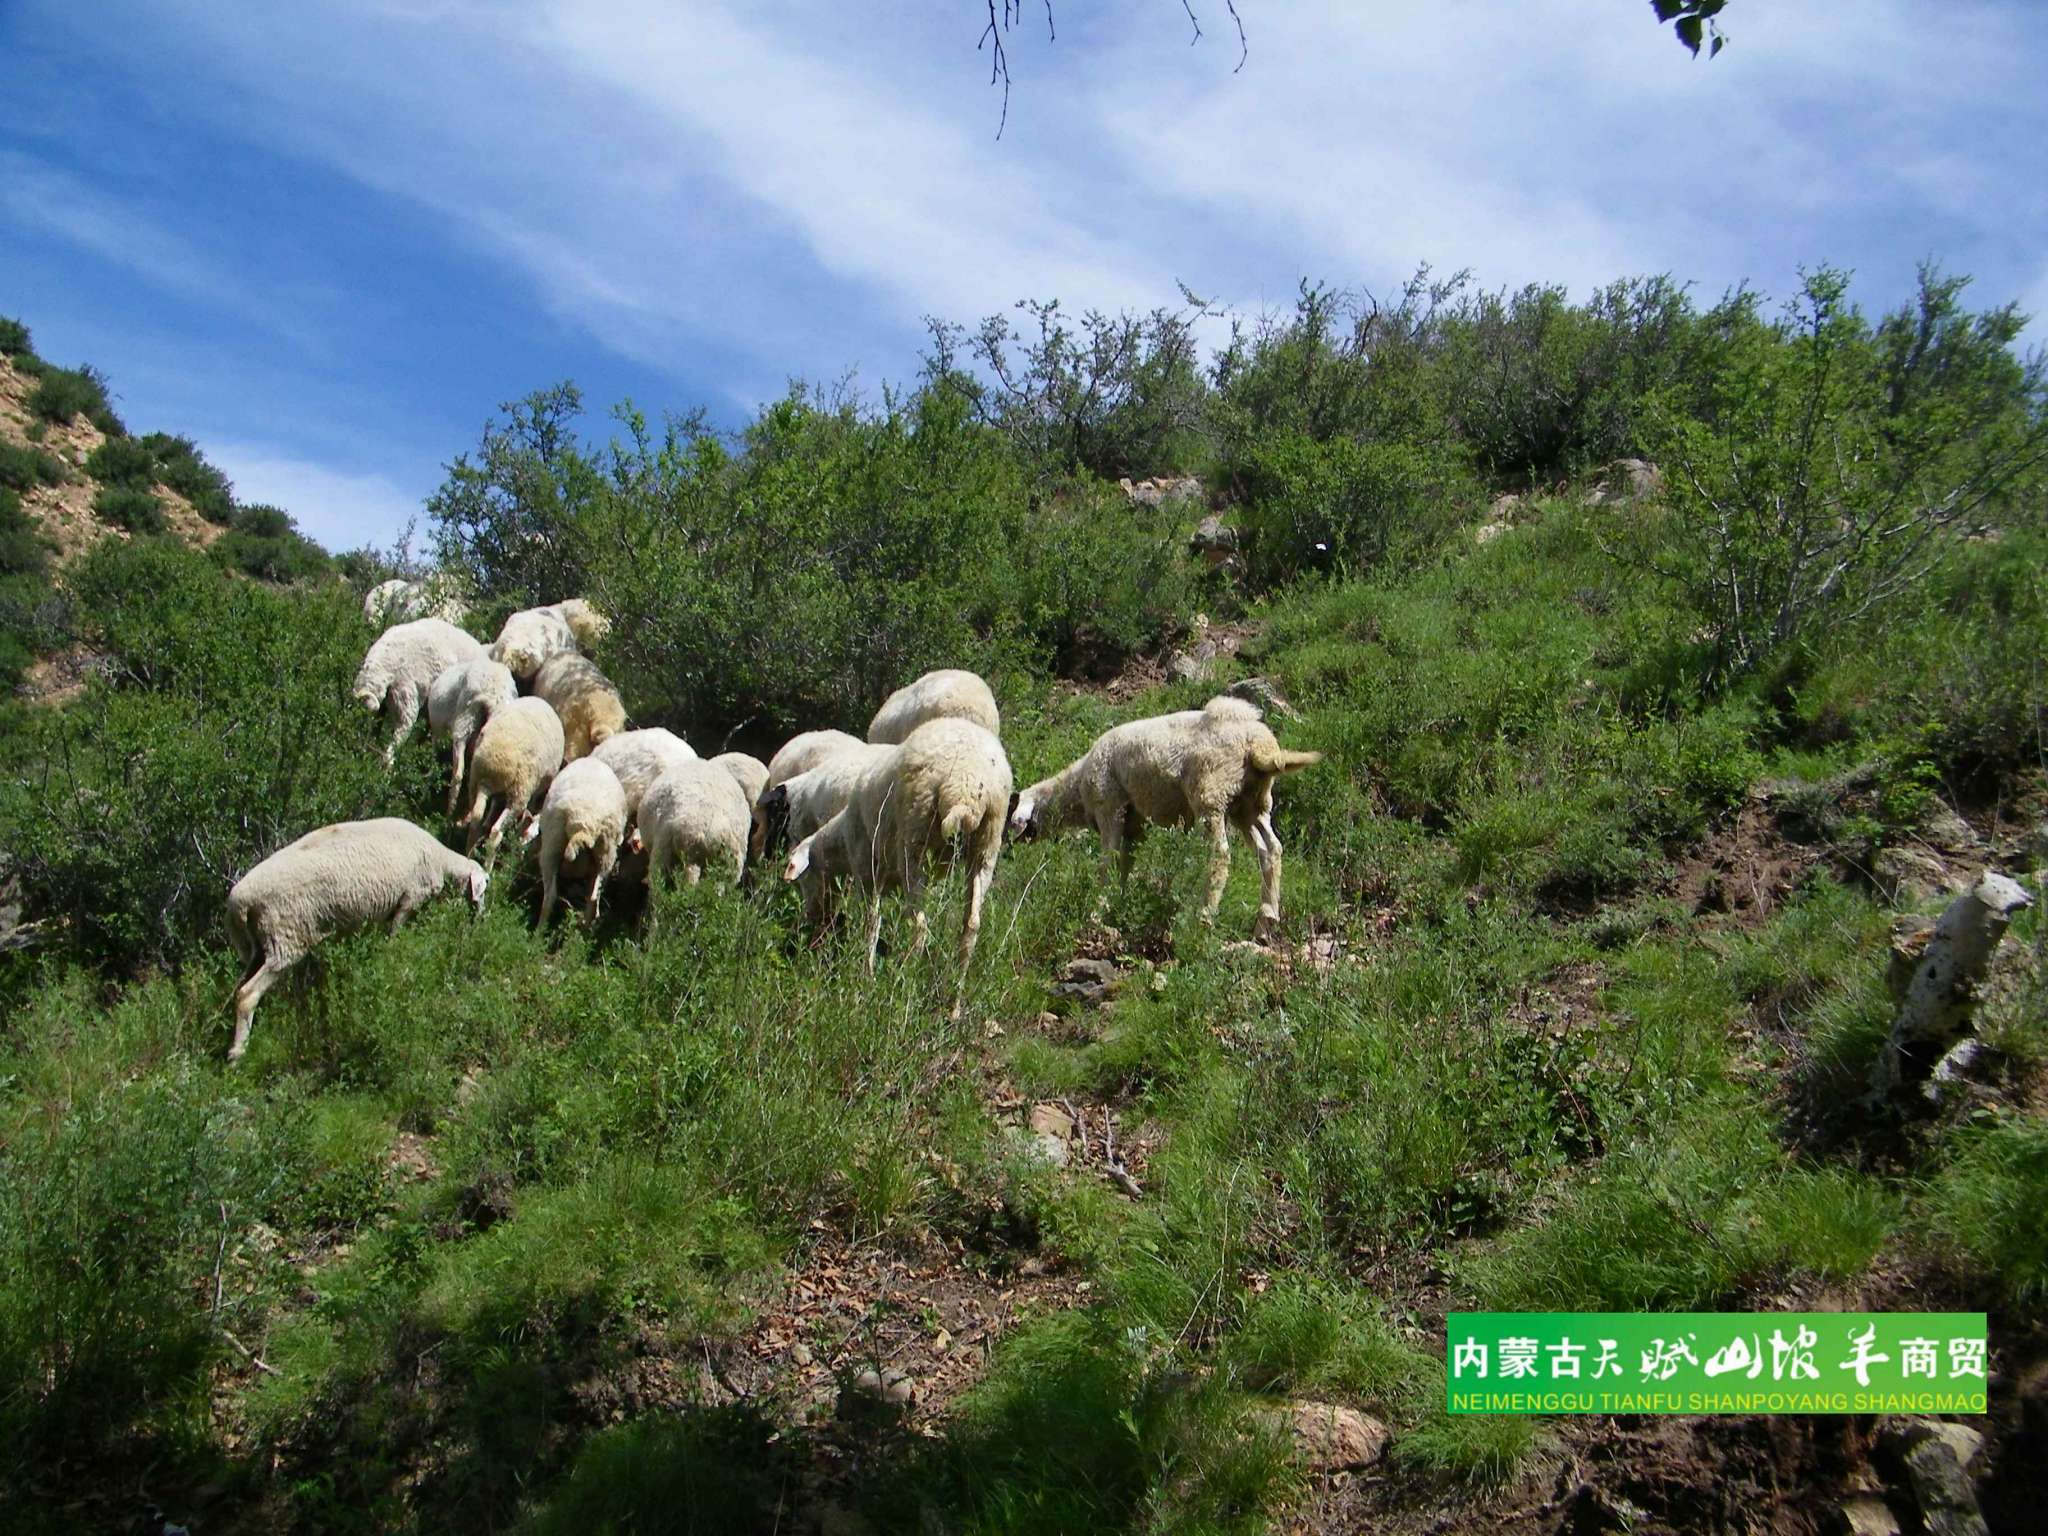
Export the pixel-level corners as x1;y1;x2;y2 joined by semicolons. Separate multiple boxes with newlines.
1;271;2045;1534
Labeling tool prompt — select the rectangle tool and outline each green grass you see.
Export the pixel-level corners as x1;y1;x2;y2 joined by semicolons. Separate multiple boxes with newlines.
1919;1117;2048;1306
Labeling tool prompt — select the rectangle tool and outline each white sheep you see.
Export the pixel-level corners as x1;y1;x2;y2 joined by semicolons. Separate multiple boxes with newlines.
1008;695;1322;941
365;576;469;629
489;604;580;683
591;728;698;823
752;740;895;923
867;668;1001;745
639;757;752;897
352;617;487;765
783;718;1013;1013
709;751;770;811
532;652;627;762
427;658;519;816
459;696;566;865
765;729;868;790
548;597;610;650
224;818;486;1061
525;757;628;928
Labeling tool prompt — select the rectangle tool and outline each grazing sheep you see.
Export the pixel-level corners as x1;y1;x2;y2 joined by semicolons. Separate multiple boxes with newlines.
709;752;770;811
427;658;519;816
640;758;752;897
549;597;610;650
591;728;698;823
460;696;566;865
364;577;468;629
783;718;1013;1012
1008;695;1321;941
532;652;628;761
224;818;486;1062
752;741;895;921
525;757;628;928
867;668;1000;745
489;604;580;683
352;618;487;765
765;729;867;790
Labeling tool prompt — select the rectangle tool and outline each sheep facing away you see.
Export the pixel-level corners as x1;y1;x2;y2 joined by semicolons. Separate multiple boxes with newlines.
525;757;628;927
427;657;519;816
765;729;866;790
460;696;567;866
489;605;580;684
709;751;770;811
224;818;486;1061
752;740;895;922
639;757;752;902
550;598;610;650
1008;695;1322;941
591;728;697;824
866;668;1000;746
352;618;487;765
532;652;628;762
782;718;1013;1014
364;577;468;630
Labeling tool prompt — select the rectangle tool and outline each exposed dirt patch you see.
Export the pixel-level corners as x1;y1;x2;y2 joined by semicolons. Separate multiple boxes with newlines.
1;357;223;568
1060;615;1264;704
1672;791;1828;928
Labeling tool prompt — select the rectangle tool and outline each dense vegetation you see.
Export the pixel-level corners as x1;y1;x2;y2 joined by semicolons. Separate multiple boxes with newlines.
1;263;2044;1532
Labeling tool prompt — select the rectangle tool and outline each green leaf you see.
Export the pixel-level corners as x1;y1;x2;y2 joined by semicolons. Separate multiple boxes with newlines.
1676;16;1705;54
1710;32;1726;58
1650;0;1686;20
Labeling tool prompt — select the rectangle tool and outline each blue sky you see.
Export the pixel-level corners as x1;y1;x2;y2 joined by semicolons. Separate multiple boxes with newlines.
3;1;2043;554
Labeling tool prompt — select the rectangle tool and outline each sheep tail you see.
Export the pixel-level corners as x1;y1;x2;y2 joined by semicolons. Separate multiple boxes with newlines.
1249;743;1322;777
225;901;256;970
938;801;979;846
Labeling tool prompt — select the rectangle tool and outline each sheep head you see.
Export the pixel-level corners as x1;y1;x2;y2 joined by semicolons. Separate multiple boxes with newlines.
782;834;816;883
466;864;489;911
752;782;792;862
1008;789;1041;841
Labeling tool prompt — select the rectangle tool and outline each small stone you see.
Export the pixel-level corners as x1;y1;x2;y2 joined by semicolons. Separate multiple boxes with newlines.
1886;915;1938;1000
982;1018;1004;1038
1028;1131;1070;1168
790;1342;813;1366
1035;1011;1060;1029
1881;1419;1988;1536
842;1367;915;1418
1028;1103;1075;1139
1149;970;1168;995
1473;519;1511;546
932;1328;952;1355
1276;1401;1388;1472
1833;1493;1902;1536
1874;846;1963;907
1054;957;1120;1005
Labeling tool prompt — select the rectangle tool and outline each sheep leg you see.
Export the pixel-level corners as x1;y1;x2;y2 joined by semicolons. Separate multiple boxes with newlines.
1239;807;1283;941
482;804;517;869
537;822;566;929
228;952;291;1063
387;891;425;936
1200;811;1232;923
864;896;885;973
952;855;997;1021
447;729;471;817
383;687;422;766
583;869;608;924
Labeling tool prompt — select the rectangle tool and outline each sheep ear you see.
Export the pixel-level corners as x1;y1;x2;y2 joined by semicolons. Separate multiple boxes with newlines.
522;818;540;845
784;837;813;882
1006;790;1021;822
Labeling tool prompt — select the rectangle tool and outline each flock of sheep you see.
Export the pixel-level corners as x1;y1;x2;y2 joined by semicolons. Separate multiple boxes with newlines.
220;585;1322;1061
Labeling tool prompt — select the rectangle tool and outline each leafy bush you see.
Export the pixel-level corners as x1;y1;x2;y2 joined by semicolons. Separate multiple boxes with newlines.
0;442;65;493
211;502;333;584
141;433;235;523
26;364;123;435
1231;430;1473;587
92;483;166;533
1921;1118;2048;1305
84;434;158;488
0;316;31;357
0;486;57;689
1;539;403;968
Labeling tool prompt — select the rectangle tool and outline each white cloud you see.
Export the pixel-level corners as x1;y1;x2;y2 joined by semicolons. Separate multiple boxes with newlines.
203;440;427;554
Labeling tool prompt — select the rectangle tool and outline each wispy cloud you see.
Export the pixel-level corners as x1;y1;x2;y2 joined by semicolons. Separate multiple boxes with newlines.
203;440;426;553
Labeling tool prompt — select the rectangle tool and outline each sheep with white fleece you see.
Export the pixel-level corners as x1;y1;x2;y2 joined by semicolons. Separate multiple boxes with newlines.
765;729;867;790
427;657;519;816
709;751;770;811
1008;695;1321;941
459;696;566;865
364;577;469;630
591;728;698;824
782;718;1012;1014
526;757;628;928
352;618;486;765
866;668;1000;745
638;758;753;897
532;652;627;762
224;818;486;1061
489;605;580;684
752;740;895;922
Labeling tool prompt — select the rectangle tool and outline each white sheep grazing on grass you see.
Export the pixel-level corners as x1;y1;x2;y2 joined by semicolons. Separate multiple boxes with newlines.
427;658;519;816
365;577;468;630
224;818;486;1062
709;751;770;811
1008;695;1322;942
532;652;628;762
765;729;867;790
591;728;698;824
783;718;1013;1015
752;741;895;922
460;696;566;866
639;758;753;902
867;668;1000;745
352;618;487;765
489;605;580;684
525;757;628;928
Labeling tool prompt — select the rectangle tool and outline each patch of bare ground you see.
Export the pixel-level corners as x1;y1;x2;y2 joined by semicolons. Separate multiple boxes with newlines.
1672;789;1829;929
16;644;109;707
0;357;223;567
1059;613;1263;704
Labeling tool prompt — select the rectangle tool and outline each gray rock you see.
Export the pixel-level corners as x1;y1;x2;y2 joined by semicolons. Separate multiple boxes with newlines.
1881;1419;1987;1536
1269;1400;1388;1472
1054;957;1120;1005
1585;458;1665;506
1832;1493;1902;1536
1874;845;1963;908
1027;1102;1075;1140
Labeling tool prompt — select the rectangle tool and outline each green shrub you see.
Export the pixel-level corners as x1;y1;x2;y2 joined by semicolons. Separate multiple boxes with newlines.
0;442;65;493
0;316;31;357
84;435;158;488
26;364;123;434
141;433;236;523
0;486;57;690
1231;430;1473;588
91;483;165;533
211;503;333;584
